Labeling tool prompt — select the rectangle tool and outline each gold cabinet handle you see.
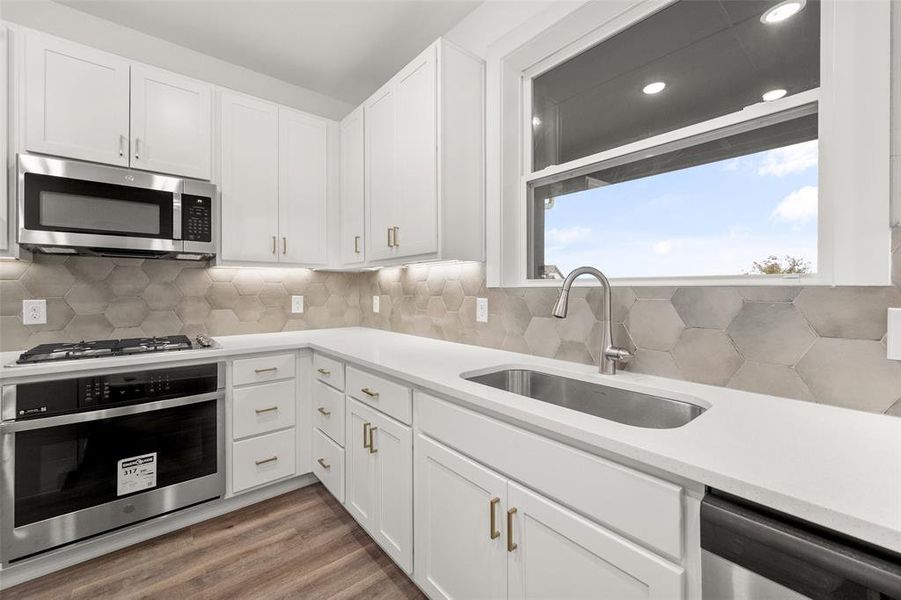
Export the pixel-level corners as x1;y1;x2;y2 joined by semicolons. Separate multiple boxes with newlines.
387;227;394;248
272;235;277;254
317;368;331;376
317;458;331;470
254;367;278;374
282;237;287;255
489;497;501;540
361;387;379;399
354;235;361;254
254;406;278;414
119;134;127;157
393;226;399;247
368;426;378;454
363;422;372;449
255;456;278;466
317;407;331;416
507;508;517;552
134;137;142;160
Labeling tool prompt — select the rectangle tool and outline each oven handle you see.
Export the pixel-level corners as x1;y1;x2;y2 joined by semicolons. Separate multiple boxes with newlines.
0;391;224;433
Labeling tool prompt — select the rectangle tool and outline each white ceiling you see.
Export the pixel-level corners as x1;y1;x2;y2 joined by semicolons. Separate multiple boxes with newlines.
55;0;482;105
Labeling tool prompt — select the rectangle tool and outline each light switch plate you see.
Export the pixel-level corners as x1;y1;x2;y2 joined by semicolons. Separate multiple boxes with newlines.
887;308;901;359
23;299;47;325
476;297;488;323
373;295;380;313
291;295;304;314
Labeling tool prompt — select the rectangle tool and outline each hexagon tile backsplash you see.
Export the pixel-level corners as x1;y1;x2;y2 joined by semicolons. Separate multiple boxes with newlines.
2;255;901;416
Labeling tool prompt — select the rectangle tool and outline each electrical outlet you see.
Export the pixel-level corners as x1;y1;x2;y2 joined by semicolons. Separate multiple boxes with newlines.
373;295;380;313
23;299;47;325
476;297;489;323
291;295;304;314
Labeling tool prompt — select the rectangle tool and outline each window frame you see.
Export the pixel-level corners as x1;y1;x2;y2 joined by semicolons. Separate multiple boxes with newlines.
486;0;893;288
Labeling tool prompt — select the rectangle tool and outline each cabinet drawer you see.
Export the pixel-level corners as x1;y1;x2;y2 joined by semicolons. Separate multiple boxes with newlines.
233;379;296;440
416;392;684;559
313;380;345;446
232;428;296;492
312;428;345;503
233;353;295;386
313;353;345;391
346;366;412;424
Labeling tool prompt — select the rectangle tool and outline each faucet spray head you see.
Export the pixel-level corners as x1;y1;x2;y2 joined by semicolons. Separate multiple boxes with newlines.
552;289;569;318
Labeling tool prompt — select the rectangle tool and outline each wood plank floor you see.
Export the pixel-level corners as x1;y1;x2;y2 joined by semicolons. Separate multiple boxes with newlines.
2;484;426;600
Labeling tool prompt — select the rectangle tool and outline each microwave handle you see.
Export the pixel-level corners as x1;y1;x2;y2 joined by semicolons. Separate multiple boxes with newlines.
173;193;182;240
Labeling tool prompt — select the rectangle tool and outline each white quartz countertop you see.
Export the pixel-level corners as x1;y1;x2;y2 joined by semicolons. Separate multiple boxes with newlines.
3;327;900;554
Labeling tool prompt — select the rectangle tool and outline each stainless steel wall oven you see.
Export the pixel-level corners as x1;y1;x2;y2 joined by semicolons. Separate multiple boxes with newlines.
0;363;225;562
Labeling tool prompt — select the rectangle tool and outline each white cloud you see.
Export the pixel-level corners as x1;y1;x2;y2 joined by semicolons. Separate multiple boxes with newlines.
652;240;673;255
758;140;818;177
772;185;818;224
546;226;591;249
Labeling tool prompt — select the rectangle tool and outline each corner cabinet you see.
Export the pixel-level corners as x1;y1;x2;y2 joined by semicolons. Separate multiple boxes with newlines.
218;91;332;266
23;29;211;179
362;38;484;267
339;107;365;266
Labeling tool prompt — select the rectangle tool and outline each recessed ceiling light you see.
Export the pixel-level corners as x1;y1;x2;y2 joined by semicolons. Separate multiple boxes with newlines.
642;82;666;95
532;116;542;127
761;0;806;24
762;88;788;102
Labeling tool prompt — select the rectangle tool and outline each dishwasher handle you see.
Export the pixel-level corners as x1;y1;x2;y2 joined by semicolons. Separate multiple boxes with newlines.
701;492;901;600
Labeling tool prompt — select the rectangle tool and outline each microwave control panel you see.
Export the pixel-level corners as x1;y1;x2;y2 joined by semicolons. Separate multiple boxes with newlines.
182;195;212;242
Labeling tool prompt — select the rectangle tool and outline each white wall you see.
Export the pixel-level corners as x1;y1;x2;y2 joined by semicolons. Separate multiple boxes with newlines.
0;0;353;120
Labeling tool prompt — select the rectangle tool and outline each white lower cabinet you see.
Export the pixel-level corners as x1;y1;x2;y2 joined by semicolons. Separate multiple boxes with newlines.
345;397;413;573
312;427;345;502
232;428;297;492
414;434;685;600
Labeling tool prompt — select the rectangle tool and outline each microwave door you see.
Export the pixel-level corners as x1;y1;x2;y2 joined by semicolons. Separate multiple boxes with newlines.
17;155;183;254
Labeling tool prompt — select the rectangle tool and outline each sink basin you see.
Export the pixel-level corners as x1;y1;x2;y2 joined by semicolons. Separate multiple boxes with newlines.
462;369;705;429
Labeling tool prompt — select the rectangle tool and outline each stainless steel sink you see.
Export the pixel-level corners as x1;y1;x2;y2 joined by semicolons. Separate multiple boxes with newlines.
462;369;705;429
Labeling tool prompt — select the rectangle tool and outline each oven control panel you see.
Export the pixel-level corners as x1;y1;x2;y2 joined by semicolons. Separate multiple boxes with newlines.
10;363;219;419
182;195;212;243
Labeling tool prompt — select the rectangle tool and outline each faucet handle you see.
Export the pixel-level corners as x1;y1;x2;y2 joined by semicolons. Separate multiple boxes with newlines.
605;346;633;364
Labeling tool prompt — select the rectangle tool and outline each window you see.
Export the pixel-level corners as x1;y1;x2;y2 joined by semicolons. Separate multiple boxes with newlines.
526;0;823;281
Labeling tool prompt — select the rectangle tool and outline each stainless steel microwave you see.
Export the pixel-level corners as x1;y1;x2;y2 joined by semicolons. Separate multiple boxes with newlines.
17;154;217;260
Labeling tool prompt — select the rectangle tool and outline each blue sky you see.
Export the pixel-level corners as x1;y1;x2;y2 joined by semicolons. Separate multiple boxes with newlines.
542;139;818;278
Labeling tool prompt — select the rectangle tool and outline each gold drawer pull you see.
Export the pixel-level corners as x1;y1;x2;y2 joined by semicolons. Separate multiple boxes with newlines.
387;227;394;248
255;456;278;466
354;235;361;253
317;458;331;470
489;497;501;540
393;226;399;246
361;387;379;399
254;367;278;374
368;426;378;454
363;422;372;449
507;507;517;552
317;368;331;376
255;406;278;414
317;407;331;416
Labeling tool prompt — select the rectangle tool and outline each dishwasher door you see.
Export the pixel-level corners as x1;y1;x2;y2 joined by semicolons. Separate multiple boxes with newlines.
700;491;901;600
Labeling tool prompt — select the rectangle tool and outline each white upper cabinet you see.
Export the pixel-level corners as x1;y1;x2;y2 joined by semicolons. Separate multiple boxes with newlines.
361;38;484;267
278;107;328;265
24;30;130;167
219;91;280;263
339;107;365;266
130;64;211;179
23;30;212;178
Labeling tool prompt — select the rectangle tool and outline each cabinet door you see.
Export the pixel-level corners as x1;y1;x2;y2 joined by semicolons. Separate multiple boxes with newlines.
393;46;438;260
219;91;279;262
364;85;396;262
340;107;365;265
278;107;328;265
130;64;211;179
507;481;684;600
414;434;507;600
24;31;129;166
345;398;378;532
370;411;413;573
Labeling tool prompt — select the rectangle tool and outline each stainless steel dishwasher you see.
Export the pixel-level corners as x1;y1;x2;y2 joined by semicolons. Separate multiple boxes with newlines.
701;491;901;600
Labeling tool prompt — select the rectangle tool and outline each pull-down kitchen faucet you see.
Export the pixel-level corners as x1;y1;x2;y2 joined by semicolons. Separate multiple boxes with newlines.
552;266;633;375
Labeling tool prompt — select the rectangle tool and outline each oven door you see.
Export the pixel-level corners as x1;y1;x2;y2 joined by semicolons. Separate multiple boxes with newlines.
17;154;183;253
0;393;224;563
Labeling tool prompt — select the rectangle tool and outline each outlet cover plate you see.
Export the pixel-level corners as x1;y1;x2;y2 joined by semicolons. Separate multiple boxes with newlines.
373;295;380;313
476;297;488;323
291;296;304;314
23;299;47;325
